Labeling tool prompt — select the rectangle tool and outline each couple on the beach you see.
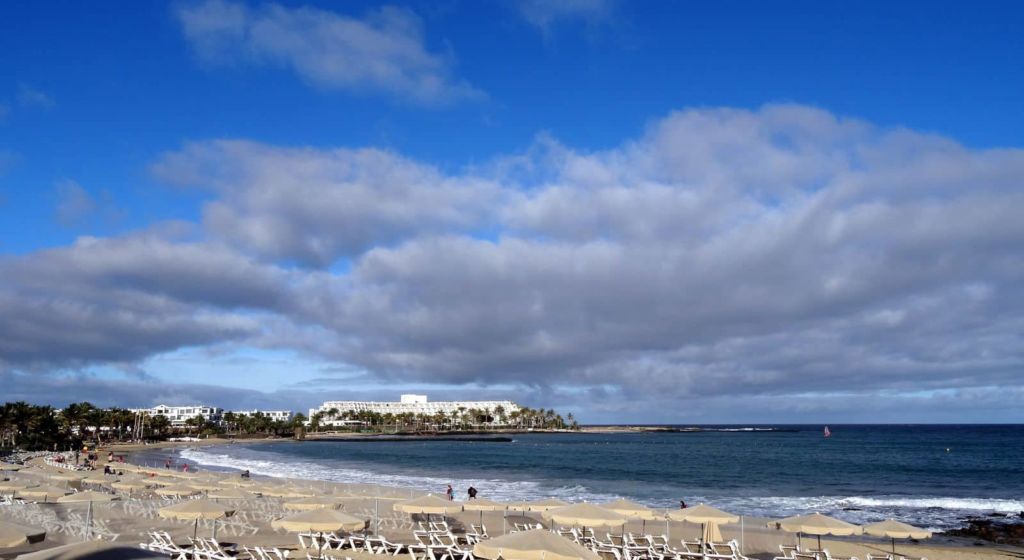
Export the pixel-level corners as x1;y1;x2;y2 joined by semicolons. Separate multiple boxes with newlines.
445;484;478;500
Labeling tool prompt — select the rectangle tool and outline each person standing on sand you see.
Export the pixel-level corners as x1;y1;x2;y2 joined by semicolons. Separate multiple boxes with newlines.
446;484;454;501
468;486;478;500
680;500;687;509
165;457;171;469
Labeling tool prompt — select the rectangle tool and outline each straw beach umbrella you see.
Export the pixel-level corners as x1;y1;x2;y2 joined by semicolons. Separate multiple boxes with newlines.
207;488;260;501
110;478;152;497
863;520;931;557
542;503;628;528
155;484;201;497
17;485;70;503
188;479;224;492
284;496;343;511
81;474;113;486
395;494;462;530
474;528;600;560
601;499;660;533
601;499;660;520
57;490;120;538
16;540;165;560
463;498;507;531
526;498;570;512
778;513;862;551
395;494;462;515
669;504;739;555
47;472;85;483
0;481;30;496
272;509;366;558
159;499;235;540
0;521;45;548
218;478;259;488
258;485;315;498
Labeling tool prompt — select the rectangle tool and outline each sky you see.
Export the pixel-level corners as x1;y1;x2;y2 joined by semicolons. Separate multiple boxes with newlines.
1;0;1023;423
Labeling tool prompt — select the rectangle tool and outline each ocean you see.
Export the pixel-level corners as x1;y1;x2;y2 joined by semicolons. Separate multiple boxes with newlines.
139;425;1024;532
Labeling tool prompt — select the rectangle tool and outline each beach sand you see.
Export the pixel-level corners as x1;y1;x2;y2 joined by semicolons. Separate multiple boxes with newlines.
1;457;1021;560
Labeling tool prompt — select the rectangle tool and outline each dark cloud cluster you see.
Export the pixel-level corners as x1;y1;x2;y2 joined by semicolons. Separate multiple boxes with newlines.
4;105;1023;421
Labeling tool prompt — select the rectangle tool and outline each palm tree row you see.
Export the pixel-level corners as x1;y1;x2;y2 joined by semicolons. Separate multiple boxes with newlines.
308;405;580;433
1;401;140;451
0;401;310;451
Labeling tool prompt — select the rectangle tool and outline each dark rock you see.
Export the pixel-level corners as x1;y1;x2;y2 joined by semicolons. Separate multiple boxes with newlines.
942;518;1024;546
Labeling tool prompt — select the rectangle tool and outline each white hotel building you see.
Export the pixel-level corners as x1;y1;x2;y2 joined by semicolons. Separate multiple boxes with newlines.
129;405;224;428
309;395;520;426
130;406;294;427
231;409;294;422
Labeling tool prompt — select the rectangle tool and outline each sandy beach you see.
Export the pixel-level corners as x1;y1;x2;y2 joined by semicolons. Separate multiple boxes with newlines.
2;455;1022;560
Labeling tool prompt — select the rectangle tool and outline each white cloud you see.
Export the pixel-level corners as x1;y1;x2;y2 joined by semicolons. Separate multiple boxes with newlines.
17;83;55;109
517;0;615;29
175;0;481;104
151;140;503;266
5;104;1024;421
54;180;96;227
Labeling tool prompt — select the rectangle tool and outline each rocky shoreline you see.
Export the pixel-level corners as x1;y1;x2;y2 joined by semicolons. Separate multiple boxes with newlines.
942;513;1024;546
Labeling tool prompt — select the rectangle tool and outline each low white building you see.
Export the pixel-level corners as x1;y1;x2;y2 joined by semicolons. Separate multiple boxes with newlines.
231;409;294;422
129;404;224;428
309;394;520;426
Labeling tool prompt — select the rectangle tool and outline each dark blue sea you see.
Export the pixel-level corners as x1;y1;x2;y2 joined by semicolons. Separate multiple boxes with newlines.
147;425;1023;531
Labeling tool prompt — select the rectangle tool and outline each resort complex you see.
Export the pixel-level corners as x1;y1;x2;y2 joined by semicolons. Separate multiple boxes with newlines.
309;395;521;428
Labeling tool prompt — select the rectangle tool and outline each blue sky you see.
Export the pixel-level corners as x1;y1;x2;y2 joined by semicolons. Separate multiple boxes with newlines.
1;1;1023;422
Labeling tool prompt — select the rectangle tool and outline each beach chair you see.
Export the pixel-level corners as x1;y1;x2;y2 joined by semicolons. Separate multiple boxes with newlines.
819;549;858;560
466;524;487;544
365;535;405;555
141;531;176;555
594;547;624;560
648;535;672;555
716;541;750;560
898;555;926;560
429;521;450;533
195;538;236;560
157;532;194;560
347;534;369;551
777;545;799;559
262;547;290;560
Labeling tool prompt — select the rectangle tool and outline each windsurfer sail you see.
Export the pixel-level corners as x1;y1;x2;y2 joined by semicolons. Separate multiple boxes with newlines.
824;426;831;438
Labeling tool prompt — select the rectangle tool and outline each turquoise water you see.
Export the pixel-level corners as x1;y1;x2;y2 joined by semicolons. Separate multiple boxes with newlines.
151;425;1023;531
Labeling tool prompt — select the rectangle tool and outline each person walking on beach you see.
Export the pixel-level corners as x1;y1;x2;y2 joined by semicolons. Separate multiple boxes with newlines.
468;486;478;500
182;462;189;473
165;457;171;469
446;484;454;501
679;500;687;509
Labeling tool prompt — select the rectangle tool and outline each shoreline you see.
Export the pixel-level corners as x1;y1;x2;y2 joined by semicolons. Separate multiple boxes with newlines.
2;452;1022;560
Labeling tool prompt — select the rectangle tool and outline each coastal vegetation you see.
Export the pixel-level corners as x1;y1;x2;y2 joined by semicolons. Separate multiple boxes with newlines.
307;405;579;434
1;400;577;450
0;401;305;451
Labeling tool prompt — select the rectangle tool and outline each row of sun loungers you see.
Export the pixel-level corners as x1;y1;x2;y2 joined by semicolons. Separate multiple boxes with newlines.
138;516;918;560
774;544;927;560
